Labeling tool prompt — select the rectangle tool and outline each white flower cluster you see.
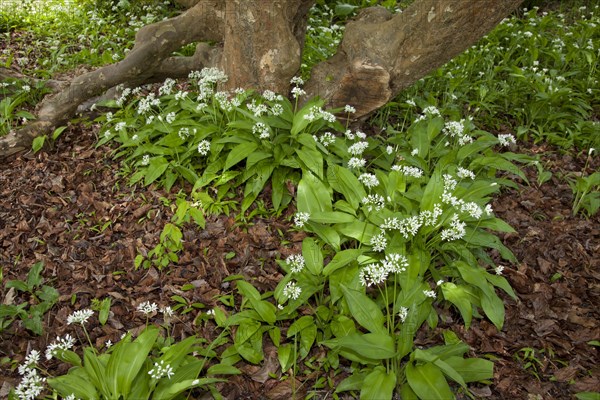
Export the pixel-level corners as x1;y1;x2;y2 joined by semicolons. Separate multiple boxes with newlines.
294;212;310;228
423;289;437;299
15;350;45;400
440;214;466;241
391;165;423;178
45;334;75;360
270;103;284;116
370;232;387;252
348;141;369;156
441;174;491;220
303;105;336;123
362;194;385;212
247;100;269;117
348;157;366;169
290;76;305;99
148;360;174;380
498;133;516;146
456;167;475;180
286;254;305;273
398;306;409;323
158;78;176;96
116;87;131;107
174;90;188;101
252;122;270;139
358;173;379;188
442;119;472;145
197;140;210;156
67;309;94;325
359;253;408;287
380;205;442;239
137;301;158;315
344;104;356;113
137;93;161;114
414;105;441;123
283;281;302;300
319;132;336;147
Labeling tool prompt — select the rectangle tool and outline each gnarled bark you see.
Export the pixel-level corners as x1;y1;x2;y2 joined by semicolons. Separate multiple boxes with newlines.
0;0;522;160
304;0;523;118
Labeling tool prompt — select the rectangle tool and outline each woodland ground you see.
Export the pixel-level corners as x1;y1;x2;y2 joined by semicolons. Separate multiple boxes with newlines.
0;120;598;399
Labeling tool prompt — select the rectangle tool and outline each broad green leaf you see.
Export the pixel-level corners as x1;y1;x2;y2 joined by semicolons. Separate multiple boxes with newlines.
480;289;505;330
83;348;111;397
327;164;366;209
144;157;169;186
287;315;315;337
297;172;332;213
330;315;356;338
48;367;99;400
32;135;46;153
224;142;258;171
323;249;362;276
302;237;323;275
296;146;323;179
309;211;356;224
336;220;378;243
441;283;474;329
361;366;396;400
335;371;368;392
406;362;454;400
575;393;600;400
341;285;385;334
110;326;159;397
444;356;494;383
322;332;396;360
206;364;241;376
277;344;294;372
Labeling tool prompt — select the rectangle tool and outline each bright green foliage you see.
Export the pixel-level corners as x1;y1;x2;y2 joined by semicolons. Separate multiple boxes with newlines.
0;79;50;137
0;261;58;335
47;325;235;400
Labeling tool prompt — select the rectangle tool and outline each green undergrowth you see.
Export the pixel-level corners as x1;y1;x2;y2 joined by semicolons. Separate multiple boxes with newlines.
4;2;600;400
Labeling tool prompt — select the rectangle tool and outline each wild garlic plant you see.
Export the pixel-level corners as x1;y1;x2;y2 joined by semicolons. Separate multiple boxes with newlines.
263;105;526;398
11;305;236;400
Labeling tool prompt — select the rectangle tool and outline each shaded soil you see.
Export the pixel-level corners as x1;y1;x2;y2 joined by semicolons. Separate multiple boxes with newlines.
1;125;599;399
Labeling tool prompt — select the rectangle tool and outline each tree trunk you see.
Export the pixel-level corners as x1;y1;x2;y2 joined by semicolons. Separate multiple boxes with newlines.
0;0;522;160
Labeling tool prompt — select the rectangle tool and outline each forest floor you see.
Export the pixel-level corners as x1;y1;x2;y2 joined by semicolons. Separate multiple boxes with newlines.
0;121;598;399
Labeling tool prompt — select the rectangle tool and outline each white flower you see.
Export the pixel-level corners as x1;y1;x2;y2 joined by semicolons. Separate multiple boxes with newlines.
422;106;441;117
319;132;336;147
398;306;408;322
443;120;464;137
391;165;423;178
290;76;304;85
344;130;355;140
270;103;284;116
252;122;270;139
406;99;416;107
383;253;408;274
484;204;494;216
436;280;444;286
344;105;356;113
456;167;475;180
294;212;310;228
359;261;395;287
498;134;516;146
494;265;505;275
165;112;177;124
131;134;139;141
348;157;366;169
283;281;302;300
348;141;369;156
67;309;94;325
362;194;385;212
22;85;31;92
148;360;174;379
178;127;190;140
206;309;215;316
386;145;393;155
105;340;113;348
370;232;387;252
355;130;367;140
141;154;150;166
197;140;210;156
137;301;158;315
286;254;305;273
14;368;45;400
411;148;419;156
589;148;595;156
440;214;466;241
161;306;174;318
45;334;76;360
423;290;437;299
460;202;483;219
291;87;305;99
358;173;379;188
262;90;277;101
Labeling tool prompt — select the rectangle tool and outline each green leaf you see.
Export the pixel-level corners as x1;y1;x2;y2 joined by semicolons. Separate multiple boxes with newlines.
302;237;323;275
224;142;258;171
321;332;396;360
32;136;46;153
575;393;600;400
109;326;159;397
296;146;323;179
309;211;356;224
480;289;505;330
98;298;111;326
444;356;494;383
206;364;241;376
52;126;68;140
327;164;366;209
83;348;111;396
297;172;332;213
277;344;293;372
287;315;315;337
406;362;454;400
441;283;473;329
361;366;396;400
26;261;44;289
323;249;362;276
144;157;169;186
335;371;368;392
341;285;386;334
48;367;99;399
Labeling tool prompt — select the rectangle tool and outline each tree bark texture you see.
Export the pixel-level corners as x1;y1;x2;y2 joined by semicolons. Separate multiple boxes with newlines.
0;0;522;159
